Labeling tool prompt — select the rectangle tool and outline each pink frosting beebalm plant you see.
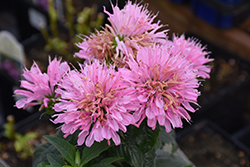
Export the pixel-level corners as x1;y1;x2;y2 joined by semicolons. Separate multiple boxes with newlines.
14;1;212;167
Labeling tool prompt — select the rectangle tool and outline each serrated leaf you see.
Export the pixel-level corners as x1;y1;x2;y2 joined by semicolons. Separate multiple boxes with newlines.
33;139;60;167
47;153;65;167
80;141;112;166
33;128;80;167
113;142;143;167
44;135;76;166
109;122;160;167
90;157;123;167
136;121;160;153
143;147;156;167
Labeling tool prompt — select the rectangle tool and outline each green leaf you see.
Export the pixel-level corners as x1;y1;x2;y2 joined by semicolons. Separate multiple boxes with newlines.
23;132;38;140
136;121;160;153
33;139;60;167
75;149;81;166
80;141;112;166
109;122;160;167
33;128;80;167
47;153;65;167
155;149;193;167
98;157;124;164
40;109;56;118
90;157;123;167
13;133;23;152
38;162;50;167
43;135;76;166
3;118;15;139
112;142;143;167
13;132;38;158
90;164;115;167
143;147;156;167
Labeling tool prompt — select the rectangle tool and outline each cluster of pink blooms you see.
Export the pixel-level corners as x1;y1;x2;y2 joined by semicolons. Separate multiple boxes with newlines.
14;1;212;147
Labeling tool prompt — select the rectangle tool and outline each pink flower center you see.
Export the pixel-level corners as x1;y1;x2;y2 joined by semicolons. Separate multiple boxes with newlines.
77;82;116;126
87;29;115;61
144;76;183;112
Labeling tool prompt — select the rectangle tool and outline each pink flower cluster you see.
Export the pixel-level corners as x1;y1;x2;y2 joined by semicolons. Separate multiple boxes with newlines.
15;1;212;147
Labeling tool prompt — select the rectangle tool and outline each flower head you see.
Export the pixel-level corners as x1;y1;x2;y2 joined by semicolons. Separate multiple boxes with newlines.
167;35;213;79
104;1;167;60
104;1;166;40
52;61;139;147
14;57;70;109
120;46;200;132
75;1;167;67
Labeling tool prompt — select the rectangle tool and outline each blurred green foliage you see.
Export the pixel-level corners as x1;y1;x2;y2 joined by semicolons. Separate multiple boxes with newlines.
41;0;104;62
3;115;38;159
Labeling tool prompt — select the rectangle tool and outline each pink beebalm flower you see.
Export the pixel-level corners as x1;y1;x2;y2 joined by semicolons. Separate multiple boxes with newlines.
52;61;139;147
104;1;167;43
14;57;70;109
75;1;167;67
120;45;200;132
167;34;213;79
105;1;168;63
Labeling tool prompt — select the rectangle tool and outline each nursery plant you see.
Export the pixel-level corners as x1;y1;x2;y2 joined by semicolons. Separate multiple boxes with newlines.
14;1;212;166
3;115;38;159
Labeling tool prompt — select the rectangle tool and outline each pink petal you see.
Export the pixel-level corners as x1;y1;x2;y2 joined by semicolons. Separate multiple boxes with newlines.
182;101;196;113
157;116;165;125
155;95;164;109
15;98;27;109
77;131;89;146
147;118;156;129
164;120;172;133
112;111;122;121
85;133;95;147
111;130;121;146
43;98;49;108
102;125;112;139
138;95;148;102
145;107;154;119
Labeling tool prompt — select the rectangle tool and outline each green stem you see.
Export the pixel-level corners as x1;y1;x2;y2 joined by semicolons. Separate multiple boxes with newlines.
66;0;75;38
40;25;50;43
48;0;58;37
